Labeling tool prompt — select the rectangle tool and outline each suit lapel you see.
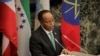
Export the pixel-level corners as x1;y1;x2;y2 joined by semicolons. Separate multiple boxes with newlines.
40;27;56;52
53;29;61;52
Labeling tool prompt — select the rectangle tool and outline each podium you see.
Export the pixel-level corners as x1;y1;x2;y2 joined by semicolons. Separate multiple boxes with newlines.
59;52;96;56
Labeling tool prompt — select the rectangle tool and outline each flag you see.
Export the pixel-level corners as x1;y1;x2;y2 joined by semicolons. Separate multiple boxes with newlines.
61;0;80;51
15;0;31;56
34;0;50;30
0;0;18;56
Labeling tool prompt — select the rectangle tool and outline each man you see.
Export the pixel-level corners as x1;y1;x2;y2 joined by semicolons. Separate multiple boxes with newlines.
29;10;68;56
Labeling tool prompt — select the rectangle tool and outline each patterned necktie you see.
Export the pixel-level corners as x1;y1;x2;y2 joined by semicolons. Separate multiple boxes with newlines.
49;32;56;50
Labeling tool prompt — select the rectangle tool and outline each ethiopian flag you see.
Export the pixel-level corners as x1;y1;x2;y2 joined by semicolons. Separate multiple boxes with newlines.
61;0;80;51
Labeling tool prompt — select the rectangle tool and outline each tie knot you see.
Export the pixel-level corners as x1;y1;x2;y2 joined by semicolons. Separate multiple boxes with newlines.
49;32;52;35
49;32;53;38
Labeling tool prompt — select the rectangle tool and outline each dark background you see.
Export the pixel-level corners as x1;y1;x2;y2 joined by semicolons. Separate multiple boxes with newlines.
80;0;100;55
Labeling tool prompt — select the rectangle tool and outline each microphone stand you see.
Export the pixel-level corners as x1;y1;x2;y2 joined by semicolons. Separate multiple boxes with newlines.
63;35;88;54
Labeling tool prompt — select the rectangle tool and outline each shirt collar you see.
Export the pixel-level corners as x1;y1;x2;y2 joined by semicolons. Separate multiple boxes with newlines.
41;26;53;34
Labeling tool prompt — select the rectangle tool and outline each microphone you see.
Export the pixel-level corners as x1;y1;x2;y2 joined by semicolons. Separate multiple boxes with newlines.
54;38;89;56
54;38;65;49
63;35;88;54
54;38;72;55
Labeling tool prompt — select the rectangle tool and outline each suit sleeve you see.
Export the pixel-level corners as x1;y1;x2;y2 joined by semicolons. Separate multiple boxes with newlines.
29;33;47;56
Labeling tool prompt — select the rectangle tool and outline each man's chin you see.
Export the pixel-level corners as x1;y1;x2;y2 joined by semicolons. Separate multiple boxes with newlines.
47;28;53;31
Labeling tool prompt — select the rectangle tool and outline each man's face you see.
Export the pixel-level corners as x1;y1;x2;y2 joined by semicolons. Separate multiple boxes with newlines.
41;12;55;31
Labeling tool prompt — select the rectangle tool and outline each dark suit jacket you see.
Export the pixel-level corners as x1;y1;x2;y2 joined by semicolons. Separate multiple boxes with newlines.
30;26;63;56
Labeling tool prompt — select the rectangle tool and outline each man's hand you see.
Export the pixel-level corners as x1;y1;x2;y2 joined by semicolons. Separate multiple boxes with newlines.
60;49;71;55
